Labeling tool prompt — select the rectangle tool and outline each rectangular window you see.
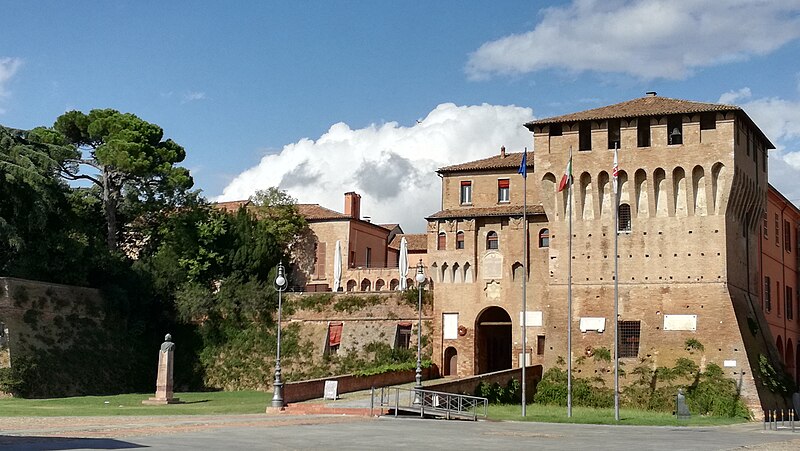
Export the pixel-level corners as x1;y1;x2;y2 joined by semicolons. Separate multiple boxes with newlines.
765;276;772;312
456;232;465;249
536;335;545;355
786;286;794;320
700;112;716;130
763;212;768;238
785;221;791;252
326;322;343;355
667;116;683;145
549;123;562;136
777;281;782;316
394;322;412;349
579;122;592;151
498;179;510;203
314;242;327;279
637;118;650;147
437;233;446;250
608;119;620;149
747;130;753;157
618;204;632;232
619;321;641;358
365;247;372;268
460;181;472;205
776;214;780;247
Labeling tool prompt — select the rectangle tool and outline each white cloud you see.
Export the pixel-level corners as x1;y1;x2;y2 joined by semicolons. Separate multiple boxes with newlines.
217;103;535;232
0;57;22;96
718;87;751;105
467;0;800;80
182;91;206;103
725;90;800;203
0;57;22;112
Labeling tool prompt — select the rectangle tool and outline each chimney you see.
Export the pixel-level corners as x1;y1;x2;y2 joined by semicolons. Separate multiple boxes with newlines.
500;145;506;158
646;91;657;97
344;192;361;219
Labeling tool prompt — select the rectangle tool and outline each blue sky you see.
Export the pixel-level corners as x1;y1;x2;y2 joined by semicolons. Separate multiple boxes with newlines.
3;1;800;232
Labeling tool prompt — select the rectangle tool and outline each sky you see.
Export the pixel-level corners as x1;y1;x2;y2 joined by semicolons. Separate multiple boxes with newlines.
3;1;800;233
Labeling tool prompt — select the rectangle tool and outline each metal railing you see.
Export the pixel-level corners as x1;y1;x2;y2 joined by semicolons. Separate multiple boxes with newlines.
373;386;488;421
764;408;797;432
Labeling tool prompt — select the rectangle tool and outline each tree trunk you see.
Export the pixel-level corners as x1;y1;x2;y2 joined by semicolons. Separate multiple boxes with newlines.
102;166;118;249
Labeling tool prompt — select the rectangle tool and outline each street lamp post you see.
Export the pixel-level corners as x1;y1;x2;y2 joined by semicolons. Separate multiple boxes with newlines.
414;259;425;402
271;261;287;409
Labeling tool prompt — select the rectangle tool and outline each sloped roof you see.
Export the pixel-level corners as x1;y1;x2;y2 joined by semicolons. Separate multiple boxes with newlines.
214;200;251;213
526;95;739;126
388;233;427;251
525;94;774;149
295;204;351;221
379;223;401;232
438;151;531;174
426;204;545;220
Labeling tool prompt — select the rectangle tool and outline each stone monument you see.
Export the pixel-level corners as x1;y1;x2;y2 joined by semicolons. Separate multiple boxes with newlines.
142;334;181;405
675;388;691;420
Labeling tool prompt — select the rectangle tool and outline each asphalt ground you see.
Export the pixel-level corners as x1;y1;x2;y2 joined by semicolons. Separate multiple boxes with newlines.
2;414;800;451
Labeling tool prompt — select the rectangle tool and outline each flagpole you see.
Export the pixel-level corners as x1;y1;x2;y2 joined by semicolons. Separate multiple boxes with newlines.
613;142;620;421
521;147;528;417
567;145;573;418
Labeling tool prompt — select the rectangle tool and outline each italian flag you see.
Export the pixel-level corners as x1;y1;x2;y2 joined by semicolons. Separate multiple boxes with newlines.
557;158;572;192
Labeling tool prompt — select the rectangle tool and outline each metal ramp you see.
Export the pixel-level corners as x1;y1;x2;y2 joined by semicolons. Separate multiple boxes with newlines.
374;386;488;421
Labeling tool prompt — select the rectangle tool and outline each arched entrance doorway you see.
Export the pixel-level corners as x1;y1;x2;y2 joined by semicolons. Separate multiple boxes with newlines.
443;346;458;376
475;306;512;374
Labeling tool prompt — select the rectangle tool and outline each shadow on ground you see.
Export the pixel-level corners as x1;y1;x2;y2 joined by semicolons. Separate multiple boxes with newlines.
0;436;144;450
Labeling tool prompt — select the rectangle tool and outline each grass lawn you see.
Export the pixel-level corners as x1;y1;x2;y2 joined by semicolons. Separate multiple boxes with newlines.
487;403;750;426
0;391;271;416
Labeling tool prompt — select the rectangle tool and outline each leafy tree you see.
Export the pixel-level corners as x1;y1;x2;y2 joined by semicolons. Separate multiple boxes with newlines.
0;126;108;284
29;109;193;249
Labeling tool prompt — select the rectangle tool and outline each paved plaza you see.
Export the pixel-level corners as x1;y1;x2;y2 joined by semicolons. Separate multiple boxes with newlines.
1;414;800;450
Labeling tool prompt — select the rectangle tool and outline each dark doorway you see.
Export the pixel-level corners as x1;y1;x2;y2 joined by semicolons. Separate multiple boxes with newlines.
444;346;458;376
475;306;512;374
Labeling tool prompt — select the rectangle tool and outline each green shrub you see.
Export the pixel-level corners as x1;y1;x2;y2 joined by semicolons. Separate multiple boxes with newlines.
477;378;521;404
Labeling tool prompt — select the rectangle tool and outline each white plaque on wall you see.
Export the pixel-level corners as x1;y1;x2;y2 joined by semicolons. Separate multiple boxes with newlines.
579;317;606;333
663;314;697;331
482;252;503;279
723;360;736;368
519;311;543;327
443;313;459;340
518;353;532;367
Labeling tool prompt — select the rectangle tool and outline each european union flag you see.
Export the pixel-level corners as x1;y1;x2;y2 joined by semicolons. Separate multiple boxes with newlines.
518;149;527;178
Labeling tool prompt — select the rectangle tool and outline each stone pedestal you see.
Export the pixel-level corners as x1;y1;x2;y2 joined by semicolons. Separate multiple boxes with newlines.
143;334;181;405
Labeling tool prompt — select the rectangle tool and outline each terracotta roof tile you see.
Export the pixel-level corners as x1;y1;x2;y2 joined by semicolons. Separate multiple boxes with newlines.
525;95;739;126
379;223;401;231
214;200;251;213
438;151;531;174
295;204;351;220
427;204;545;220
388;233;427;251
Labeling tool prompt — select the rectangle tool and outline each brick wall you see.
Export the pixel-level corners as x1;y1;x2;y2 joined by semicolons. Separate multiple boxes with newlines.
284;366;440;404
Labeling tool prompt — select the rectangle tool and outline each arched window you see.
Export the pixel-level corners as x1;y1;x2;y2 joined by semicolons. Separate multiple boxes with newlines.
486;231;499;250
456;231;465;249
539;228;550;248
438;232;446;250
618;204;631;232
